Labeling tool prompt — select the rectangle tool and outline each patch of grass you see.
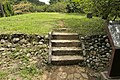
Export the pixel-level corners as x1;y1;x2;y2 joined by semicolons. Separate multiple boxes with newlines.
0;71;8;79
0;12;60;34
20;66;41;79
0;12;105;35
64;16;106;35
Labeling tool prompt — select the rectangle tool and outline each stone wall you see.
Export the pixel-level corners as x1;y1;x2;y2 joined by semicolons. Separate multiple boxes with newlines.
0;34;48;74
80;35;112;71
0;33;112;74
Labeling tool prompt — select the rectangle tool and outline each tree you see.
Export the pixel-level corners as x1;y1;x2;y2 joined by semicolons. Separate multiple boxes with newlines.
72;0;120;20
91;0;120;20
66;2;84;13
27;0;45;5
46;2;67;12
49;0;69;4
0;0;14;17
0;2;5;17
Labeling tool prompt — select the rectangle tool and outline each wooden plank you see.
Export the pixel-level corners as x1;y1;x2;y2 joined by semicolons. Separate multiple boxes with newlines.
52;55;84;61
52;32;78;36
52;47;82;51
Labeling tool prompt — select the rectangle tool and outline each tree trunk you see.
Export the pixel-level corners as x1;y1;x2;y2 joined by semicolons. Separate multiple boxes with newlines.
0;3;5;17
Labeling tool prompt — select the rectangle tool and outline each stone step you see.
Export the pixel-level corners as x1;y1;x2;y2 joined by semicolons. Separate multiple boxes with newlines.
51;40;81;47
52;32;79;40
51;55;84;64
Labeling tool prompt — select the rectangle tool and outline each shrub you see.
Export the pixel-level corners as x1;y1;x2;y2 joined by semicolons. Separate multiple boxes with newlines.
13;1;33;15
32;5;48;12
46;2;67;13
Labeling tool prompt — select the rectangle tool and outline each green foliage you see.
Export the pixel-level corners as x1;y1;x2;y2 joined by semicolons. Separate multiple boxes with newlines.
70;0;120;20
49;0;70;4
3;2;14;17
66;2;84;13
93;0;119;20
10;0;45;5
27;0;45;5
46;2;67;12
65;0;93;13
13;1;33;15
32;5;48;12
49;0;59;4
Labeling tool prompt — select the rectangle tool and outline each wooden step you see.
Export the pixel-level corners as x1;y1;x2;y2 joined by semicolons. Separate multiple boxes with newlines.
52;32;78;35
51;40;81;47
52;47;82;56
53;28;71;32
51;55;84;65
48;30;83;65
52;51;82;56
52;47;82;51
52;32;79;40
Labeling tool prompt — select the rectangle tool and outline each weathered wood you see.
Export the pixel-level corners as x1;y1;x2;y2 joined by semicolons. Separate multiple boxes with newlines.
52;55;84;61
52;47;82;51
49;28;84;65
48;32;52;64
52;32;79;40
51;40;81;47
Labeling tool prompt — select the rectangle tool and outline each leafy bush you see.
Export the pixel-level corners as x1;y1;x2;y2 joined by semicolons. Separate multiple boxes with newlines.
46;2;67;13
32;5;48;12
13;1;33;15
32;2;67;13
2;2;14;17
66;2;84;13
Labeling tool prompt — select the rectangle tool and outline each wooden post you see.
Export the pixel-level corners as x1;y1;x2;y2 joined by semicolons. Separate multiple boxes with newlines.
0;2;5;17
48;32;53;64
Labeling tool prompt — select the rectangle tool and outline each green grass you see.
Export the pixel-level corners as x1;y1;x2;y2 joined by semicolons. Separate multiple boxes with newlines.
0;71;8;79
64;17;105;35
0;12;105;35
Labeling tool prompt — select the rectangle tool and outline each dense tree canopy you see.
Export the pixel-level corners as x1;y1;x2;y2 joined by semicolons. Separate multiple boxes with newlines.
69;0;120;20
92;0;120;20
27;0;45;5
